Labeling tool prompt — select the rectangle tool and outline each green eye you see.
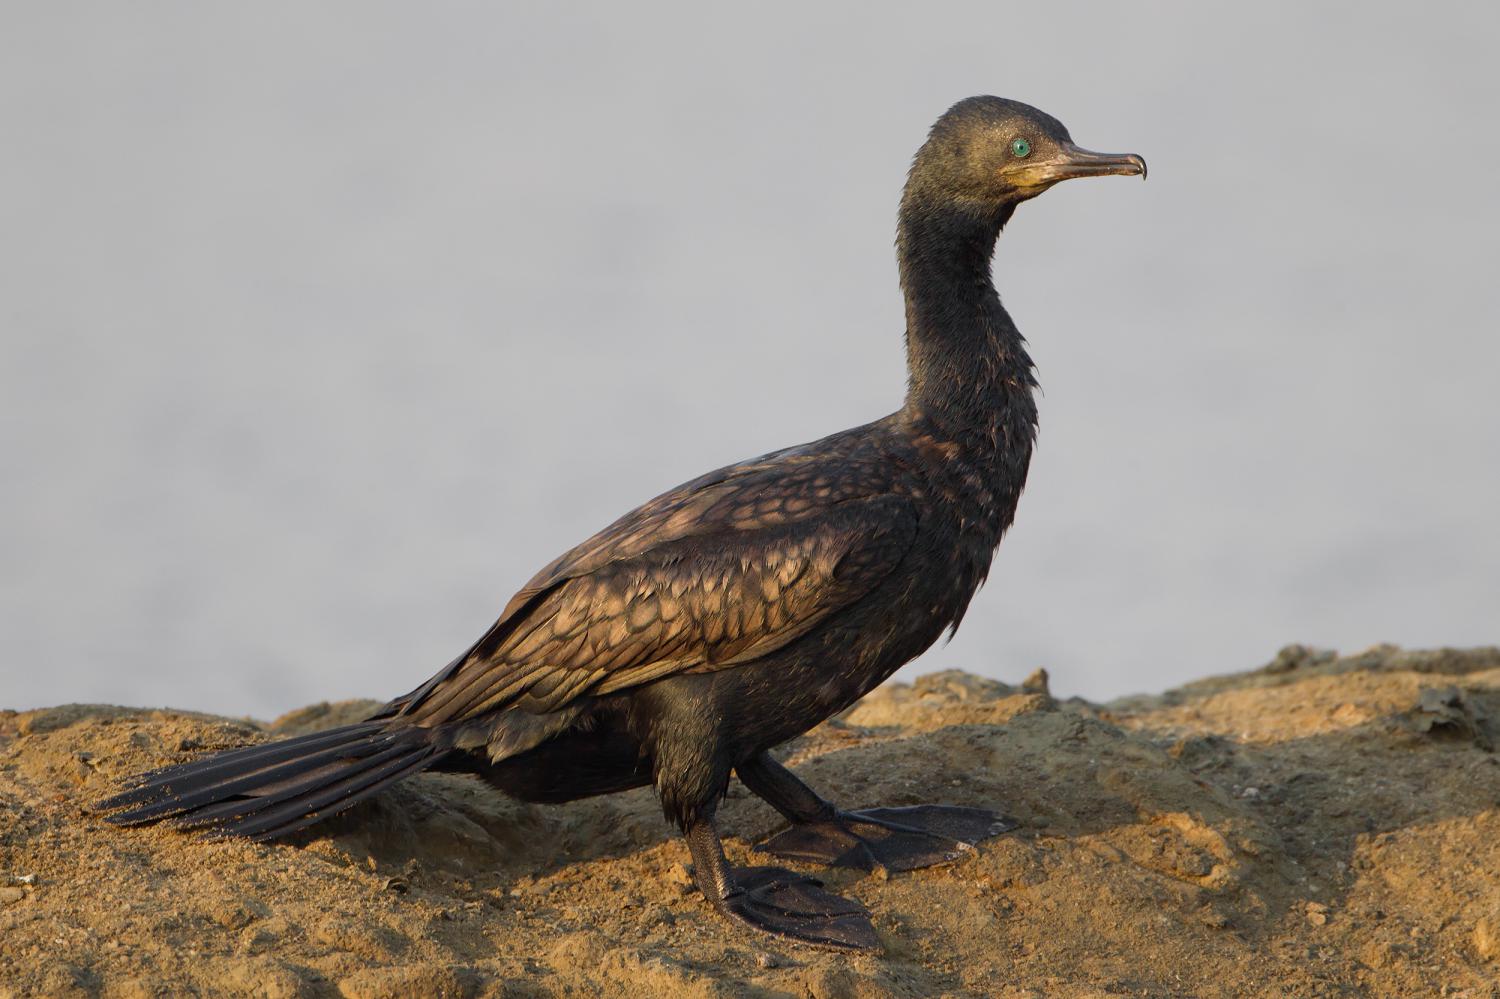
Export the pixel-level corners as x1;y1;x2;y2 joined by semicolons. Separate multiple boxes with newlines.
1010;138;1031;158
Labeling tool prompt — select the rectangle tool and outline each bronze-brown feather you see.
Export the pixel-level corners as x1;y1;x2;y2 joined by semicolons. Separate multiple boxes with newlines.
393;458;916;728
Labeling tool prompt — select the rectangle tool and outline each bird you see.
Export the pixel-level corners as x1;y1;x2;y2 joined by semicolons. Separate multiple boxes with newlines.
94;96;1145;950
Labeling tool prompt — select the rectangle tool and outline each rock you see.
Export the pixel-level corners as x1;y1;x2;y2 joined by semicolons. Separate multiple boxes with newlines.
311;919;410;961
1410;686;1493;749
1021;668;1050;695
209;895;269;931
239;918;286;955
1474;916;1500;962
3;649;1500;997
636;903;675;930
103;977;163;999
205;957;312;999
804;966;897;999
268;700;387;737
35;964;96;999
666;861;694;892
337;964;479;999
1264;644;1337;674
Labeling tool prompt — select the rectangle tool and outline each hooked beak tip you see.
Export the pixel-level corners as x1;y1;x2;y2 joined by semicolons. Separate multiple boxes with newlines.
1049;145;1148;183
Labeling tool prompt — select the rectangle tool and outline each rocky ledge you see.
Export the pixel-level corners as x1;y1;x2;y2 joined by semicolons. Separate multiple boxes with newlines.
2;644;1498;997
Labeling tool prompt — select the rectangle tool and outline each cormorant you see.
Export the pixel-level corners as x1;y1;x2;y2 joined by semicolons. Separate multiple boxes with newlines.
95;96;1145;950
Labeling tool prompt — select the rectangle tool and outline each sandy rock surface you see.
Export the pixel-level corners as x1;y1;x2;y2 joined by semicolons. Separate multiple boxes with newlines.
2;645;1498;997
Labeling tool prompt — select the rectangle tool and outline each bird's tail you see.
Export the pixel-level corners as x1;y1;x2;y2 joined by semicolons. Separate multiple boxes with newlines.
92;720;446;842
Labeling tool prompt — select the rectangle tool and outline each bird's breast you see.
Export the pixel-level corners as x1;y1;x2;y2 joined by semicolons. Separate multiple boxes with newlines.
900;420;1033;613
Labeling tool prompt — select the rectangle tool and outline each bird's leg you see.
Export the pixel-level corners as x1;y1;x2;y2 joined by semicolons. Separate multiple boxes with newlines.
682;809;879;951
737;751;1014;875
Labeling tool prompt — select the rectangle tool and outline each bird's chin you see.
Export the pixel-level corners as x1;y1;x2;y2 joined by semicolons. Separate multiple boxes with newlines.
1004;176;1063;201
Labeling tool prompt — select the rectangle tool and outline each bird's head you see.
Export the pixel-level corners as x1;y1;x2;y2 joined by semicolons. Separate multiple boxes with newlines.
906;96;1145;215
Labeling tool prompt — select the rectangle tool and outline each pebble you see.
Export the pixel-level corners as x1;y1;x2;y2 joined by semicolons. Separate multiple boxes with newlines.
666;862;694;893
1021;668;1051;695
239;917;286;954
337;965;478;999
1198;908;1230;930
636;903;675;930
1474;916;1499;962
0;887;25;905
210;957;311;999
1306;901;1329;927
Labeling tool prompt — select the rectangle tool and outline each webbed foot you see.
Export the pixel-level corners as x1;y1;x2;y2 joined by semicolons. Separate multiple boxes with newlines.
713;866;879;951
755;804;1014;874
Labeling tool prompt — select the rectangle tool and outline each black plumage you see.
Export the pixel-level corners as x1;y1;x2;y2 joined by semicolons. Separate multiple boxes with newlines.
96;96;1144;949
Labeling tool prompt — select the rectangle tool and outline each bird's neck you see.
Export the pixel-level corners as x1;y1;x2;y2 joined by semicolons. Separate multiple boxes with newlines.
896;195;1037;450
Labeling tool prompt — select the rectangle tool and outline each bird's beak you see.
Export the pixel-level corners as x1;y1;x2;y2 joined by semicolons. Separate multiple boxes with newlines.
1006;142;1147;190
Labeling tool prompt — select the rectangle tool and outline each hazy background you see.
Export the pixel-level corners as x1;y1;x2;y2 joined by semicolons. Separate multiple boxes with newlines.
3;4;1496;718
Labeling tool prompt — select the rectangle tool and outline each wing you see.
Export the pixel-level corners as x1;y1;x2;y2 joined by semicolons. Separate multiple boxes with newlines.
392;450;914;727
501;436;894;618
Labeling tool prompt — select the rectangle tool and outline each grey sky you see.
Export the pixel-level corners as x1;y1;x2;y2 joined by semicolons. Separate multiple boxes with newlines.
2;4;1497;718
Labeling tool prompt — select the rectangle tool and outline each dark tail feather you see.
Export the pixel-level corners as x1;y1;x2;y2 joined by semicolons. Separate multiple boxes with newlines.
97;723;392;820
93;721;446;842
104;723;389;805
